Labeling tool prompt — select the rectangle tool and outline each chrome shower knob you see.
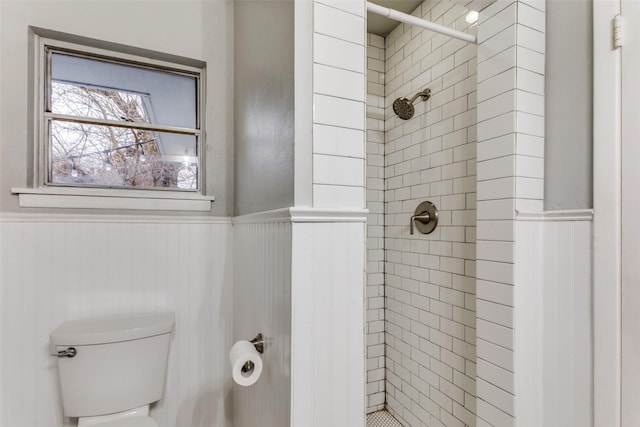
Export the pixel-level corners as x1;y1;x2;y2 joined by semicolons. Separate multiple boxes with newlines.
410;201;439;235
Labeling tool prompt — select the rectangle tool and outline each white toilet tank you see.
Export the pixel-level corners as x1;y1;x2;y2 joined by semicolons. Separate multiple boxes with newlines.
50;313;174;418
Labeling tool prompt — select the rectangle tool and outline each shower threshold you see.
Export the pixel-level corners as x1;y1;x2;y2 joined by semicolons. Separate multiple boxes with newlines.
366;410;403;427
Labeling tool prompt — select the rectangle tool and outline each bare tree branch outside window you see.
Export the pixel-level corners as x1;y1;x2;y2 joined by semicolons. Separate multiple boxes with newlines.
50;82;197;190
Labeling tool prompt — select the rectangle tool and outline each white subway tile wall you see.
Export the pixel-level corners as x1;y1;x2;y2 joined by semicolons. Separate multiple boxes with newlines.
312;0;366;209
366;32;387;413
382;1;478;425
475;0;518;423
475;0;546;425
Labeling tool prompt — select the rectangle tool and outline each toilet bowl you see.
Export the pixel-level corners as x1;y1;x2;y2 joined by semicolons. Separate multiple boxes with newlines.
50;313;174;427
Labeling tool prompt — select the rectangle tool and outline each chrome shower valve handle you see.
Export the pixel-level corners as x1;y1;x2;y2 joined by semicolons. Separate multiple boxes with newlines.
410;212;431;235
409;201;439;235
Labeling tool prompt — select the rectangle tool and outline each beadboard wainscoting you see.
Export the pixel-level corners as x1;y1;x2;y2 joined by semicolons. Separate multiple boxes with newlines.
232;213;292;427
233;208;367;427
0;214;233;427
291;217;366;427
515;211;593;427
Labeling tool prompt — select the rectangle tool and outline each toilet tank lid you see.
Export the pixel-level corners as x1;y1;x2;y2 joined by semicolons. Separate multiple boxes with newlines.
50;313;175;346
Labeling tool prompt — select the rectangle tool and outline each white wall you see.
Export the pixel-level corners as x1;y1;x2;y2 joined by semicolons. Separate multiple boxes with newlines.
381;1;478;425
0;214;233;427
0;0;234;216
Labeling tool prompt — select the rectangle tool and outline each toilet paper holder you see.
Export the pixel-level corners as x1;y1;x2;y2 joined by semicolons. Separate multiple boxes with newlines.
240;333;265;376
250;333;265;354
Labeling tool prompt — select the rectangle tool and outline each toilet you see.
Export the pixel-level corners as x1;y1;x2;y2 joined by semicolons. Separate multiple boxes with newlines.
50;313;175;427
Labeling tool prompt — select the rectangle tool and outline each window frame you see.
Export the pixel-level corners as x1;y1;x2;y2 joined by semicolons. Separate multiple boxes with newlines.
14;28;214;211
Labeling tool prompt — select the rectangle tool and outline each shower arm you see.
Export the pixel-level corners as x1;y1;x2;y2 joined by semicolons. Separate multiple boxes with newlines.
407;89;431;104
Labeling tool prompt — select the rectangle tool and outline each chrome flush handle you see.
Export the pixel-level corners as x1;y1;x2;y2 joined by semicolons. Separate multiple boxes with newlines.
52;347;77;358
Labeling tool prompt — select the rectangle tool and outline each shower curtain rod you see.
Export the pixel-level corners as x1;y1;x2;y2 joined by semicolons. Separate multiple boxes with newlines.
366;1;477;44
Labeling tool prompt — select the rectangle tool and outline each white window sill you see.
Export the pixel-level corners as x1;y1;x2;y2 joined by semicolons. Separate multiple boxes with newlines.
11;187;214;212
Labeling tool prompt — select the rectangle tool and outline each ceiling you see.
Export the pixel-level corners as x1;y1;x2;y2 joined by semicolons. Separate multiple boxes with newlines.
367;0;423;37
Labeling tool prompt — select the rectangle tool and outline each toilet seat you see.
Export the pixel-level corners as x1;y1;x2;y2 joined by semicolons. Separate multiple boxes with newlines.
87;416;158;427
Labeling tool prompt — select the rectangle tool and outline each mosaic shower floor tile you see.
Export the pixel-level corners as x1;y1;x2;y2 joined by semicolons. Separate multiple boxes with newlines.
366;410;403;427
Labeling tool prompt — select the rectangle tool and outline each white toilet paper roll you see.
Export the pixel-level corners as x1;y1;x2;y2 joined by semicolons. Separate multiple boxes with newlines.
229;340;263;386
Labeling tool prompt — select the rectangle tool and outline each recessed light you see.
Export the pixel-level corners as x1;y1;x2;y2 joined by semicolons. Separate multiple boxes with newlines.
466;10;479;24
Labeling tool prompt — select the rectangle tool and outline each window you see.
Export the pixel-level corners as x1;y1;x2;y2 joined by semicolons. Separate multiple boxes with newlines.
14;29;213;211
44;44;202;192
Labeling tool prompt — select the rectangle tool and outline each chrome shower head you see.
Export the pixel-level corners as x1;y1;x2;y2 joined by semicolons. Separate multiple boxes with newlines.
392;89;431;120
393;97;415;120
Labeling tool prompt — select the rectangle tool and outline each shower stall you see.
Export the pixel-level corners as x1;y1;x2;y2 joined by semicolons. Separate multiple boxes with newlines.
364;0;592;426
365;2;479;424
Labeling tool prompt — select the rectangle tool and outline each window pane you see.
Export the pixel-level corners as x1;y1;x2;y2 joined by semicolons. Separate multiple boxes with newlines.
50;52;197;129
51;82;151;124
50;120;198;190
